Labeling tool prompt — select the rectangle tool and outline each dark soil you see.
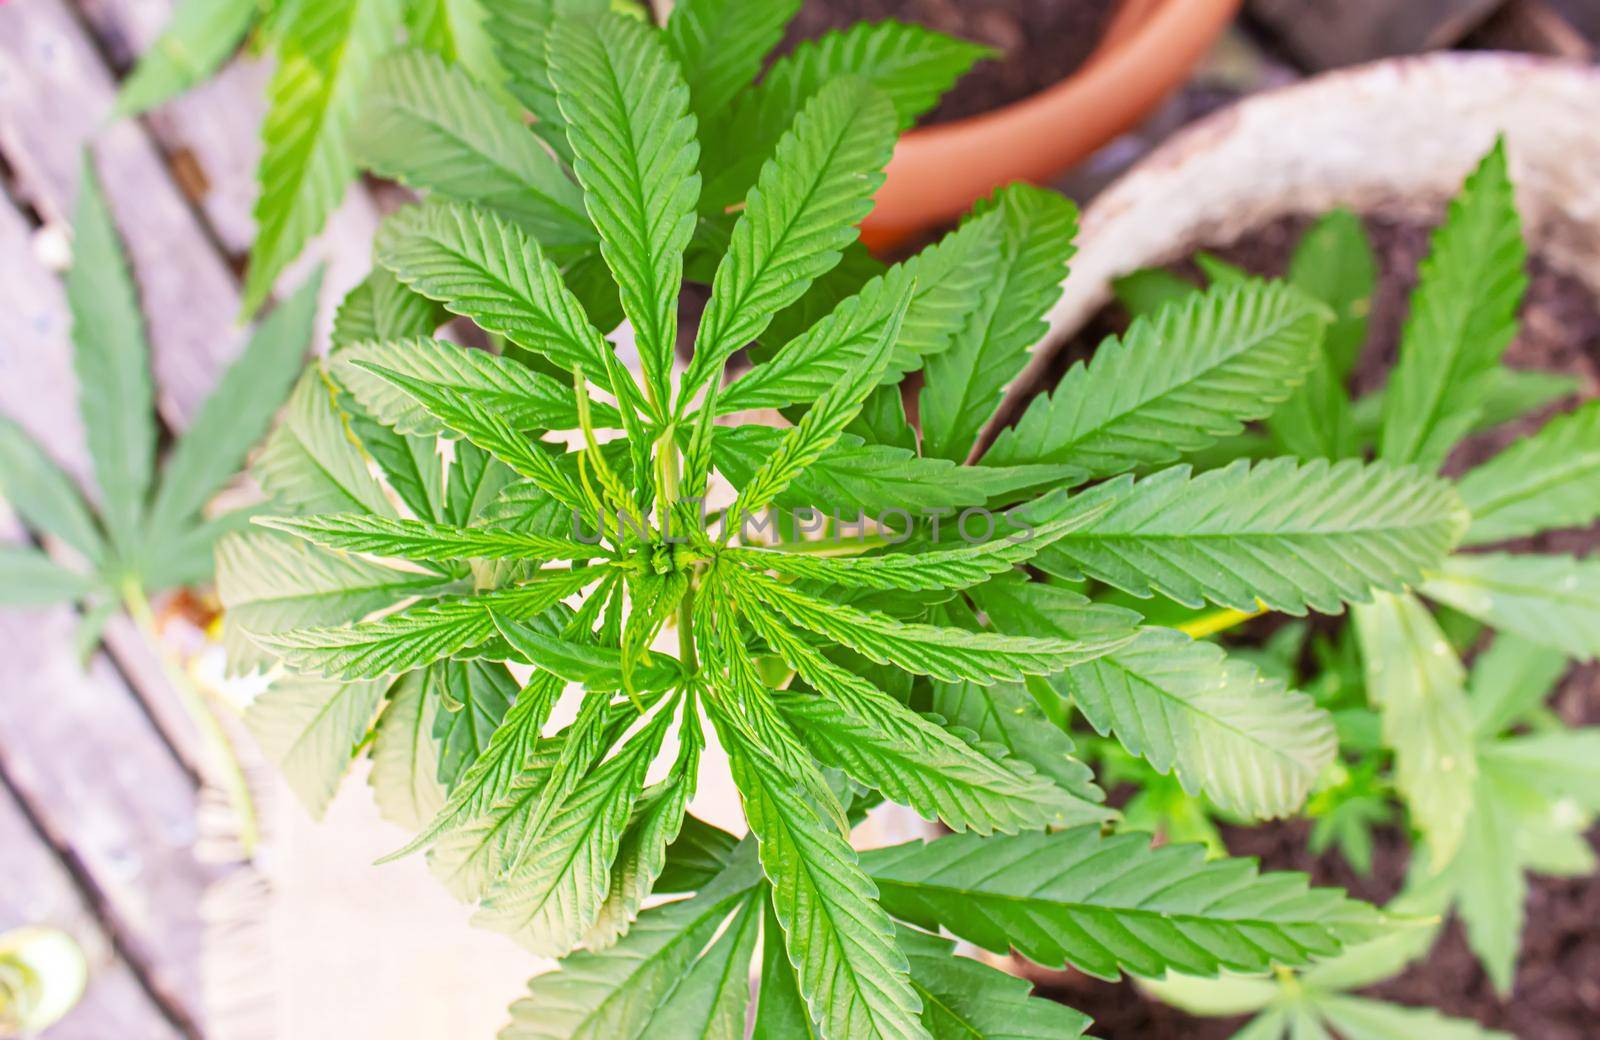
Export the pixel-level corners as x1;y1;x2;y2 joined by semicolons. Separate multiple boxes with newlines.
1027;213;1600;1037
781;0;1119;124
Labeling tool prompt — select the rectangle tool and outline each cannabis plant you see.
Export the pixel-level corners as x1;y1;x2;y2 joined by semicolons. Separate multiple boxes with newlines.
216;4;1497;1034
1116;145;1600;1032
0;157;317;850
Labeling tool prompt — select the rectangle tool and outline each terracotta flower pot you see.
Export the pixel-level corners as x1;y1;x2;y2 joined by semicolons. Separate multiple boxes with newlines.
997;51;1600;433
862;0;1242;249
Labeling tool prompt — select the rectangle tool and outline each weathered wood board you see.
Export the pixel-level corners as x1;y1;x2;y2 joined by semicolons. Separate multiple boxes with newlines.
0;782;185;1040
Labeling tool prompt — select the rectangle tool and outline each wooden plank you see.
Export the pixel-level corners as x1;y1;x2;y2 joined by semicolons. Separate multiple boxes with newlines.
1248;0;1507;69
73;0;273;258
0;781;184;1040
0;603;212;1035
0;194;211;1032
0;0;242;426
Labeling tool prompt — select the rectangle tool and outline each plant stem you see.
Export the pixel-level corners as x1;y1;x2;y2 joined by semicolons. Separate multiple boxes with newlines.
658;433;698;674
1177;602;1268;640
122;583;259;858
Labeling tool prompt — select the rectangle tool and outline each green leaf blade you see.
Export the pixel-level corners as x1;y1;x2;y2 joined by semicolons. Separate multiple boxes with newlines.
683;77;897;397
920;186;1077;463
1378;142;1527;469
244;0;403;315
1030;459;1469;615
67;157;157;553
983;280;1328;476
863;828;1387;980
547;12;700;412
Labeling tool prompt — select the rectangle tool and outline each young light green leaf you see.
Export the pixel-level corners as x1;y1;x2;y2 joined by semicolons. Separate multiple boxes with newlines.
67;157;156;554
720;710;927;1040
428;736;565;901
257;569;593;679
407;0;500;76
0;546;96;606
493;613;680;693
1316;995;1513;1040
260;512;599;565
1111;267;1196;318
115;0;258;117
862;828;1387;980
1467;632;1566;738
254;367;397;518
647;895;760;1040
682;77;896;399
0;417;104;564
244;0;403;315
927;676;1105;813
245;674;387;818
339;336;604;436
369;670;446;829
729;565;1104;684
1456;400;1600;545
353;50;592;246
1289;209;1377;379
1048;629;1337;819
547;12;700;412
772;664;1109;835
373;201;631;400
148;270;321;538
1454;766;1524;996
722;511;1091;593
216;530;448;673
982;280;1327;477
1379;142;1527;469
1266;210;1374;459
390;667;565;860
711;427;1021;514
920;186;1076;463
1354;591;1477;865
1422;552;1600;661
1480;729;1600;812
354;356;590;512
1029;459;1469;615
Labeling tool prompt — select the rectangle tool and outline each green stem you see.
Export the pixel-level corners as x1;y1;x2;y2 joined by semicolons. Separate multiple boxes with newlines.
657;433;698;675
122;583;259;858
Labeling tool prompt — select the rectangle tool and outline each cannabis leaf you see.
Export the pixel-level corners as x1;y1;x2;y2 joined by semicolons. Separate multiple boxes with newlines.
1027;459;1468;615
863;829;1389;979
547;12;700;411
245;0;403;315
1378;141;1527;469
982;280;1328;477
1455;399;1600;544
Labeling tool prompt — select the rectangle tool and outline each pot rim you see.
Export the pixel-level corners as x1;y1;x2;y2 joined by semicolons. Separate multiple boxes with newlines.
862;0;1242;243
